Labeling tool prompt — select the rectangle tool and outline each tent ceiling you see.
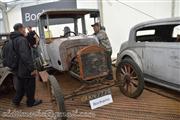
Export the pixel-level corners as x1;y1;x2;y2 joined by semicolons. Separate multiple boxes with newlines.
1;0;60;7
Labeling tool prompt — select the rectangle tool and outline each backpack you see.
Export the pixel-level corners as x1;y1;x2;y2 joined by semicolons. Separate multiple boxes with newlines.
2;39;19;70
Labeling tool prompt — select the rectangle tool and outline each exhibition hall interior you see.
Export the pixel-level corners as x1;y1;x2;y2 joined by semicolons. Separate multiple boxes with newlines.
0;0;180;120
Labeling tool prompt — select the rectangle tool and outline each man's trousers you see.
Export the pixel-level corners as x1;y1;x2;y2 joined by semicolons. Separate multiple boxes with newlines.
12;76;35;106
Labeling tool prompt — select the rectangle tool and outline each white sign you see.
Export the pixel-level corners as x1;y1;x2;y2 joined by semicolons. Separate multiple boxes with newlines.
25;10;44;22
89;94;113;110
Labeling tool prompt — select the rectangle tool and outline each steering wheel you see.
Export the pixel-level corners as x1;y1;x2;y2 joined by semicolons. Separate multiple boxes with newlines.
64;31;77;37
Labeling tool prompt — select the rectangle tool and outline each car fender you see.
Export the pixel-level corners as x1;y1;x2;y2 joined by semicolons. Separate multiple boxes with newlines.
116;49;143;71
0;67;13;86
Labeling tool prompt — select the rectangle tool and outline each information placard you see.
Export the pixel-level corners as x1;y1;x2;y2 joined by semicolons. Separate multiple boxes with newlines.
89;94;113;110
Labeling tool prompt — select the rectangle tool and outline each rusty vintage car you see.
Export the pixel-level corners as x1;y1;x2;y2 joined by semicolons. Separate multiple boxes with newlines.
35;9;145;119
0;33;14;94
116;17;180;92
0;9;145;120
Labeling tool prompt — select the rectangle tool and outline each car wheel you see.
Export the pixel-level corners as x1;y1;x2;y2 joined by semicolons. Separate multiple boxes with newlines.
0;75;14;95
116;58;144;98
48;75;67;120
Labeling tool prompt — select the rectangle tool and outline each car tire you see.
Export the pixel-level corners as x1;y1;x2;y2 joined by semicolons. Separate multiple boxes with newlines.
0;75;14;94
48;75;67;120
116;58;144;98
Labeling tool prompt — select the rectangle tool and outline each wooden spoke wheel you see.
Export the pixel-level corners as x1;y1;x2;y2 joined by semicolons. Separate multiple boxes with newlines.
116;58;144;98
48;75;67;120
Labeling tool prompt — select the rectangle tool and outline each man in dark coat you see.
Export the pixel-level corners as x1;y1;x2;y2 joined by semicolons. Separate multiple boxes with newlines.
11;23;42;107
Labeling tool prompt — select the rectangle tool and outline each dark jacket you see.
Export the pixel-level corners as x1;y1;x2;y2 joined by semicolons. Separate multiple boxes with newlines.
26;31;38;47
10;32;34;78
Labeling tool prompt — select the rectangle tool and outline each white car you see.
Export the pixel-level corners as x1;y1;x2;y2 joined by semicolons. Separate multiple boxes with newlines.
116;18;180;95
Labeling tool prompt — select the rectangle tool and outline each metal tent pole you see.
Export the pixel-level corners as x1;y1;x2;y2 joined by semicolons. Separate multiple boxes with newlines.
97;0;104;26
171;0;175;17
0;1;9;33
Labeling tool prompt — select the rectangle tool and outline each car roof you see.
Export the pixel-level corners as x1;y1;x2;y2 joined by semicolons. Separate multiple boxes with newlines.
132;17;180;30
39;9;100;19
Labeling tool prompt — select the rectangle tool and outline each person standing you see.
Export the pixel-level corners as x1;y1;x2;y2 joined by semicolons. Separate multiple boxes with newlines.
11;23;42;107
27;26;39;48
26;26;40;60
91;23;113;80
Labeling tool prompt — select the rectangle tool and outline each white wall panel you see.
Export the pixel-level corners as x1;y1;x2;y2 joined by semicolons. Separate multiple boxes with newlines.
6;0;180;57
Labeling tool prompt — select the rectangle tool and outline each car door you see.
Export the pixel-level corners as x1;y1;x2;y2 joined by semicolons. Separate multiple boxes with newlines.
142;25;180;87
143;42;180;85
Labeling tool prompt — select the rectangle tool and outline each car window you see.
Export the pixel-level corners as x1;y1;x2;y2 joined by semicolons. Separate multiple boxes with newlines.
136;24;180;42
136;30;155;36
136;29;155;42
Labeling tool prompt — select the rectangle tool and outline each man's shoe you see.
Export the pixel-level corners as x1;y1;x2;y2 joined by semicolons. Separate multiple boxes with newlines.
27;99;42;107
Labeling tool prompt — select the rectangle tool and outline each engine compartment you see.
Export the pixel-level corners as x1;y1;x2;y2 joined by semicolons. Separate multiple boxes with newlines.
46;35;99;71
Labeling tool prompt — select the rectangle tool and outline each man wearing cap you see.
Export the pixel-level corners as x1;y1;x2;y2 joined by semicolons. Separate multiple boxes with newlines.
92;23;113;80
10;23;42;107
